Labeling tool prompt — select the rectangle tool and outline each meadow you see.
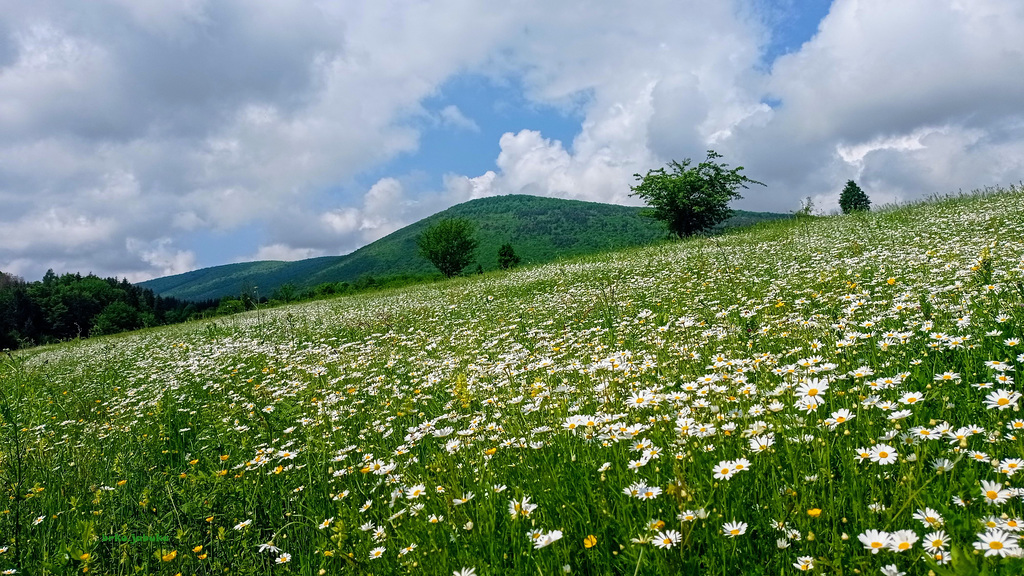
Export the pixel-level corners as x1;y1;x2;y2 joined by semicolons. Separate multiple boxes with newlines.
2;186;1024;575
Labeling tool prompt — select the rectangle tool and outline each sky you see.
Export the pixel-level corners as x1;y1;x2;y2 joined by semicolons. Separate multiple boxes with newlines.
2;0;1023;282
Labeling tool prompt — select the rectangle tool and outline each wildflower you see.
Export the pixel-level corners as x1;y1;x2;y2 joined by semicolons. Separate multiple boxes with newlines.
639;486;662;500
888;529;918;552
161;550;177;561
981;479;1013;505
984;389;1021;410
923;530;949;553
453;569;476;576
713;460;737;480
806;508;822;518
276;552;291;564
879;565;906;576
793;556;814;571
369;546;385;559
533;530;563;549
406;484;426;499
399;543;418;556
974;529;1020;557
858;529;891;553
509;496;538;518
912;508;943;527
722;521;747;537
257;542;282;553
869;444;898;465
795;379;829;400
653;530;681;549
32;516;45;526
584;535;597;548
319;517;333;529
234;519;252;530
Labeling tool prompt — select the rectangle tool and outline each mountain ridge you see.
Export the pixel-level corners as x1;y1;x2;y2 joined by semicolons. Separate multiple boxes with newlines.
140;194;791;301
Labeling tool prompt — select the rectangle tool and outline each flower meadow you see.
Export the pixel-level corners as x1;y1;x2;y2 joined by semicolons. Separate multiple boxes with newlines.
2;187;1024;575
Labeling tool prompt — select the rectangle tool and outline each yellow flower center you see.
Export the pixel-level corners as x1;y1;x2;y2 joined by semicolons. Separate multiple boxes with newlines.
990;541;1004;550
987;490;999;500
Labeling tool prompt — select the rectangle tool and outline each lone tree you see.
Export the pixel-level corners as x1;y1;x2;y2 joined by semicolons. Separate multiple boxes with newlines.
839;180;870;214
630;150;765;238
497;243;521;270
417;218;478;278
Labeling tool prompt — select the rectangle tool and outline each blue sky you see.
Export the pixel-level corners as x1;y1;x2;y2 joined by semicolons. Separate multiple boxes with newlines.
2;0;1023;281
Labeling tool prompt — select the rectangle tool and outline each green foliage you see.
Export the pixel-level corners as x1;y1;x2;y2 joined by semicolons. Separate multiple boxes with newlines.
630;150;765;237
497;242;522;269
839;179;871;214
417;218;479;278
793;196;816;219
91;301;144;336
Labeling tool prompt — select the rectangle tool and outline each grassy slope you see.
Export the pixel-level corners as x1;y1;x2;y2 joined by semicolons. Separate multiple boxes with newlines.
8;189;1023;574
139;194;790;301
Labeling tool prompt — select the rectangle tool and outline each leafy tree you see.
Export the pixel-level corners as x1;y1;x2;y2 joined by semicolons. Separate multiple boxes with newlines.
417;218;478;278
91;301;143;336
497;243;522;269
839;180;871;214
630;150;765;238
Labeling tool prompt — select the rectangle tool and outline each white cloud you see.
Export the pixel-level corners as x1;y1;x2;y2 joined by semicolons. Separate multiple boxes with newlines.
438;105;480;132
247;243;324;262
126;238;197;282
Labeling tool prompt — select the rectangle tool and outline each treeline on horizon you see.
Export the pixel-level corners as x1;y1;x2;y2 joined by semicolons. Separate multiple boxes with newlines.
0;269;443;351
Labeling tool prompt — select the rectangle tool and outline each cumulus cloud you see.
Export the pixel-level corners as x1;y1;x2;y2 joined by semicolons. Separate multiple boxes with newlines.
2;0;1024;280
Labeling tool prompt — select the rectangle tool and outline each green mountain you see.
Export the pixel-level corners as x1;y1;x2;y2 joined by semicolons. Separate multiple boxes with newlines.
140;194;790;301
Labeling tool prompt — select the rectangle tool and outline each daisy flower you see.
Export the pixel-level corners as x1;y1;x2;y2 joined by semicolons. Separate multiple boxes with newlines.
869;444;898;465
974;529;1020;557
858;529;891;553
981;479;1013;505
653;530;681;549
722;521;747;537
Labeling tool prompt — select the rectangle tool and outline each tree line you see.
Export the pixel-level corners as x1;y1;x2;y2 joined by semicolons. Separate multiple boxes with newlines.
0;269;220;350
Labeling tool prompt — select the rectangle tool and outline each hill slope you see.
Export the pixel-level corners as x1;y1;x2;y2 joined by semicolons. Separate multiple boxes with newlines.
140;194;790;301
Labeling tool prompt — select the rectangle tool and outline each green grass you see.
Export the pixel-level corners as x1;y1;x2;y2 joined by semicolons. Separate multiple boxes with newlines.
3;186;1024;575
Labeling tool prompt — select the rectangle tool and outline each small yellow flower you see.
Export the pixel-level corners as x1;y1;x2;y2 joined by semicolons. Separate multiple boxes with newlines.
188;459;198;466
205;516;214;523
584;535;597;549
79;552;90;560
116;480;127;486
197;553;208;559
807;508;822;518
161;550;177;561
484;448;497;456
887;277;896;285
220;455;230;461
192;545;203;553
